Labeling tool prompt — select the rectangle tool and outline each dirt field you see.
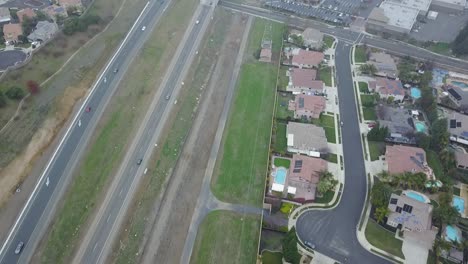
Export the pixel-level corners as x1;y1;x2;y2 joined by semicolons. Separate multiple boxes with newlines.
121;11;250;264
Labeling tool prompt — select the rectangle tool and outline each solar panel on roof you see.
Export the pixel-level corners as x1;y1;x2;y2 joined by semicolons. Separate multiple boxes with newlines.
448;88;462;101
457;122;462;128
396;206;402;213
390;198;398;204
450;119;457;128
299;97;304;108
295;160;303;168
293;168;301;173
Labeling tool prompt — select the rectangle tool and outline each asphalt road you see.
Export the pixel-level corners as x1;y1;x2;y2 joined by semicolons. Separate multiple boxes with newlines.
74;5;212;264
221;1;468;73
0;0;173;263
295;42;390;264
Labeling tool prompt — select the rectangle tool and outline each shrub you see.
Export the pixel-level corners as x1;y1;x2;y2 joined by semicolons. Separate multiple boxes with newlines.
5;86;26;100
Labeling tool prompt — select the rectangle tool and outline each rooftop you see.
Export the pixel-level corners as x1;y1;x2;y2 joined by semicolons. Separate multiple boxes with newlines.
387;0;432;13
377;105;415;136
289;94;326;119
433;0;466;6
0;7;10;22
289;68;317;87
455;151;468;168
385;145;428;175
375;2;419;31
17;8;36;23
58;0;82;7
287;154;327;201
387;193;433;231
28;21;58;42
287;122;328;152
373;77;405;96
369;52;398;78
3;23;23;42
447;111;468;138
291;49;324;67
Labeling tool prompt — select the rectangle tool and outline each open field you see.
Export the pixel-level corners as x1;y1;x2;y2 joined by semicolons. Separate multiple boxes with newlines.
365;220;404;258
38;0;199;262
190;210;261;264
113;8;239;264
354;46;367;63
211;19;284;206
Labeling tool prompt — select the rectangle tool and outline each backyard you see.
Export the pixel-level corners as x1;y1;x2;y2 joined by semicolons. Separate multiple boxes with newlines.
365;220;404;258
427;150;444;180
276;92;294;120
274;122;287;154
274;157;291;168
261;251;283;264
354;45;367;63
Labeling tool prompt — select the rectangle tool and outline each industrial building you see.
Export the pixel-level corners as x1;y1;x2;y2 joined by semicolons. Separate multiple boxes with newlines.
366;2;419;35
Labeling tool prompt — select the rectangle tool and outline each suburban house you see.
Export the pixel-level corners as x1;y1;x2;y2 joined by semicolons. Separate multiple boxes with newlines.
288;94;326;119
28;21;59;42
17;8;36;23
3;23;23;44
0;7;11;24
368;52;398;79
447;111;468;146
287;154;327;202
287;68;324;94
387;193;434;232
302;28;323;49
286;122;328;157
43;5;69;21
369;77;405;101
376;105;418;144
455;151;468;171
385;145;434;179
291;48;324;69
445;87;462;107
259;48;272;63
58;0;83;9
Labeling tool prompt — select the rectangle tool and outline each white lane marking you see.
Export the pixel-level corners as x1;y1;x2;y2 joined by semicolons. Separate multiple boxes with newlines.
119;188;124;197
106;214;112;223
45;177;49;187
0;1;152;258
92;242;98;252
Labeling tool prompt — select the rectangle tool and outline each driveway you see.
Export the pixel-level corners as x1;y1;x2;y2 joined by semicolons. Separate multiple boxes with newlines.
295;42;390;264
0;50;27;71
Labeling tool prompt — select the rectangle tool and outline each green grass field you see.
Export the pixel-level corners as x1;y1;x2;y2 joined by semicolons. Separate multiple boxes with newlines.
274;122;287;153
426;42;451;56
363;107;377;121
323;35;334;49
277;66;289;91
190;211;261;264
359;82;369;93
365;220;404;258
354;46;367;63
360;94;375;106
319;66;332;87
262;251;283;264
211;19;283;206
274;157;291;168
320;114;336;143
276;92;294;120
368;141;385;161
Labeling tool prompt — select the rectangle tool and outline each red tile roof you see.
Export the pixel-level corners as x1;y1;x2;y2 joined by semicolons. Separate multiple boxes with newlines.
386;145;427;175
291;94;326;119
17;8;35;23
292;49;324;68
288;154;327;200
375;77;405;96
3;23;23;42
290;68;317;87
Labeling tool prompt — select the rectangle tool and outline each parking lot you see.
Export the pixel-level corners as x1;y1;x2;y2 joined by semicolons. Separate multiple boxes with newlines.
410;12;468;42
266;0;381;25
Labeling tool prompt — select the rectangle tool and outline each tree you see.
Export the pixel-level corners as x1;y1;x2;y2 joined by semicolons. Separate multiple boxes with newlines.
430;118;449;151
415;132;431;150
26;80;40;94
433;237;452;263
433;206;460;226
452;21;468;56
386;96;394;104
367;124;389;141
21;16;38;36
370;181;392;208
317;171;338;194
374;206;390;224
282;227;301;264
5;86;25;100
359;64;377;75
0;91;7;108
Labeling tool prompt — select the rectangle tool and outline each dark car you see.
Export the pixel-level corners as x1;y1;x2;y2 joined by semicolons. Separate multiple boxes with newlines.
137;159;143;165
113;68;119;73
85;106;91;112
14;242;24;255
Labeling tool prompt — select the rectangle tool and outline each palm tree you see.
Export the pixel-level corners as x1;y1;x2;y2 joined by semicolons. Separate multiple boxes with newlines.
374;206;390;224
433;238;452;263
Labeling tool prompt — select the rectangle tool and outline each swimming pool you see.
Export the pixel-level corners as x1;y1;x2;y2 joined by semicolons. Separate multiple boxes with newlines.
445;225;461;242
452;81;468;89
453;195;465;214
410;87;421;99
414;121;427;133
274;167;287;185
404;190;429;203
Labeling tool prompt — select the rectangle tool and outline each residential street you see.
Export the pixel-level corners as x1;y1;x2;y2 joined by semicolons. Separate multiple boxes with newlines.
295;42;390;264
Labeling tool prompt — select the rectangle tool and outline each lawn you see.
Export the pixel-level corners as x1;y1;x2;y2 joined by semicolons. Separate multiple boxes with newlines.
274;122;287;154
325;153;338;163
426;42;451;56
274;157;291;168
277;66;289;91
319;66;332;87
315;190;334;204
354;45;367;63
262;251;283;264
40;0;200;262
359;82;369;93
320;114;336;143
360;93;375;106
368;141;385;161
363;107;377;121
276;92;294;120
365;220;404;259
190;211;261;264
323;35;334;49
211;18;283;206
427;150;444;180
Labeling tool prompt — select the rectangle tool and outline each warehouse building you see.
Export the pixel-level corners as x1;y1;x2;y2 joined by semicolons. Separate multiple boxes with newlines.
430;0;466;12
366;2;419;35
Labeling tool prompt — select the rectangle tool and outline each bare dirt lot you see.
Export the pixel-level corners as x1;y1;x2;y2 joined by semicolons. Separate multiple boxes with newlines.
136;12;250;264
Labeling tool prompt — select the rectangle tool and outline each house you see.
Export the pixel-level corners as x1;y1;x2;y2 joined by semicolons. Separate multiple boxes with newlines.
43;5;69;21
288;94;326;119
387;193;434;232
28;21;58;42
17;8;36;23
291;49;324;69
287;68;324;94
368;52;398;79
58;0;83;9
385;145;434;179
0;8;11;24
3;23;23;43
369;77;405;101
455;151;468;170
286;122;328;157
376;105;417;144
447;111;468;146
259;48;271;63
287;154;327;202
302;28;323;49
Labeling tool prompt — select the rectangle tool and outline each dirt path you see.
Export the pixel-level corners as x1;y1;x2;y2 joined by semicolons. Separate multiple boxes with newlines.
139;13;249;264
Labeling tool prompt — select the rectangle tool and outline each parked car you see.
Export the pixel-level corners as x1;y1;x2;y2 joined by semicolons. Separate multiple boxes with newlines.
304;241;316;249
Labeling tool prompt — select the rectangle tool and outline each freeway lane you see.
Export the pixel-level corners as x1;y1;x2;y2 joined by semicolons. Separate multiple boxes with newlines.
221;1;468;73
0;0;172;263
74;5;212;264
295;42;390;264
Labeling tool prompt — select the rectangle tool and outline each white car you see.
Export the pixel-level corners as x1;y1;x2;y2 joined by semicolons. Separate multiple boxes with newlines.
195;20;199;25
141;26;146;31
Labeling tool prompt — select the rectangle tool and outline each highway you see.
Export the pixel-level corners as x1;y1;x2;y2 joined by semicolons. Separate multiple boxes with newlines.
73;4;213;264
0;0;174;263
221;1;468;73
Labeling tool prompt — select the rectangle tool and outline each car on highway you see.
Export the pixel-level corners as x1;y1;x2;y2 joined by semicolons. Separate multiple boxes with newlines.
165;94;171;100
141;26;146;31
85;106;92;112
14;241;24;254
113;68;119;73
195;20;199;24
137;159;142;165
304;241;316;249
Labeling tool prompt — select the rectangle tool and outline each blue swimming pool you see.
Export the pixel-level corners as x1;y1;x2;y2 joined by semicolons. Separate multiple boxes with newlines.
275;167;287;185
405;191;427;203
452;81;468;89
445;225;461;242
415;121;427;133
411;87;421;99
453;196;465;214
